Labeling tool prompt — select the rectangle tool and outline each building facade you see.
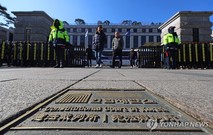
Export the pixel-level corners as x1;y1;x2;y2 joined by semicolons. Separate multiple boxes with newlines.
65;24;161;51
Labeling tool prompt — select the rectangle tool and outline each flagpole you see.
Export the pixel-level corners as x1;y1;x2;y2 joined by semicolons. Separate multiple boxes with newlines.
85;30;88;48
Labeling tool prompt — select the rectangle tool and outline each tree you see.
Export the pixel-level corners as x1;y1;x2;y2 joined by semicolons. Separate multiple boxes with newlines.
97;20;102;25
103;20;110;25
132;21;138;26
0;4;16;27
122;20;132;25
132;21;142;26
63;21;69;26
74;18;85;25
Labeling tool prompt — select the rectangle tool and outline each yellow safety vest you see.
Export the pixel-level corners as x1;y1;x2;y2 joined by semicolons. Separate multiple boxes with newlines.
49;20;69;43
163;33;180;45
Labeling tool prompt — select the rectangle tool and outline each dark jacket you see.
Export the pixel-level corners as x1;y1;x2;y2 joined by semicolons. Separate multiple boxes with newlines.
86;47;93;58
130;50;137;59
93;30;106;51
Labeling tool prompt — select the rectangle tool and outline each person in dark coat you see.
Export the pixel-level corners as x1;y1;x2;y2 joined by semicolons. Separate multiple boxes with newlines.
86;45;93;67
92;25;107;68
130;48;137;68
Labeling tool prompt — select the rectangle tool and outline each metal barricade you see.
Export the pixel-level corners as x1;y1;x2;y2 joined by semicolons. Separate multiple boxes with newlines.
138;46;162;68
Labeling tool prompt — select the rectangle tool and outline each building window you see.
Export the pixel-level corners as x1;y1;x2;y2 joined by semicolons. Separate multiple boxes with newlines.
141;36;146;45
133;29;137;33
103;28;107;32
142;28;146;33
81;28;85;33
80;35;85;46
157;36;161;42
126;36;130;49
149;36;154;42
88;28;92;32
88;35;93;46
118;28;122;33
193;28;199;42
66;28;70;33
149;28;153;33
92;28;96;33
112;28;115;33
73;28;77;33
133;36;138;48
25;28;31;42
157;29;161;33
73;35;77;45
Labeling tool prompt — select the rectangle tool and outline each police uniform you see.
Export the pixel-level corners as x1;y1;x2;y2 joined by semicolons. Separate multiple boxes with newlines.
163;26;180;69
49;19;69;68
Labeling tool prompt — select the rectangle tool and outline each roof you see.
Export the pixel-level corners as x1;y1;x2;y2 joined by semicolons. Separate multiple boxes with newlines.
12;11;53;22
159;11;213;30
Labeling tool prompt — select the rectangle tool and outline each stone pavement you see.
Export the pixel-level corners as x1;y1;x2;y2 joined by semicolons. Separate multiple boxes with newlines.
0;67;212;134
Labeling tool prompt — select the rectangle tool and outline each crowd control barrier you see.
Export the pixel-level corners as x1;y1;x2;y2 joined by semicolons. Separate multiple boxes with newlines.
0;41;86;67
138;46;162;68
137;43;213;69
1;41;213;69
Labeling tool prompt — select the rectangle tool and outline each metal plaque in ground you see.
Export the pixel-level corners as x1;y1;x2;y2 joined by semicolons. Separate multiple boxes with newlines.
3;89;212;135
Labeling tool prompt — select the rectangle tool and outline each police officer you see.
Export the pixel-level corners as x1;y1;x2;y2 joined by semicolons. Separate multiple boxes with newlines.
49;19;69;68
163;26;180;69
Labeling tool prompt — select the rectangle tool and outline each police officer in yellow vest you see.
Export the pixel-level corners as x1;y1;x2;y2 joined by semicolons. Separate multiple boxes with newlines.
163;26;180;69
49;19;69;68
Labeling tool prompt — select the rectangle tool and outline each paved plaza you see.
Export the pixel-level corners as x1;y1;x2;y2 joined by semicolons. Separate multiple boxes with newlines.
0;67;212;134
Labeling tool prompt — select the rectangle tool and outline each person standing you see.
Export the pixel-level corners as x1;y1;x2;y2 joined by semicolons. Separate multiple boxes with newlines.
130;48;137;68
111;32;123;68
86;45;93;67
163;26;180;69
49;19;69;68
92;25;106;68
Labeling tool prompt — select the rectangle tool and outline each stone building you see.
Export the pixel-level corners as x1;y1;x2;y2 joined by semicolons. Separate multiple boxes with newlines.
159;11;213;44
12;11;53;42
11;10;213;47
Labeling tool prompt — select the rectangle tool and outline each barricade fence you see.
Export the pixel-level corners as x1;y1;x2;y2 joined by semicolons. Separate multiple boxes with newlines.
0;41;86;67
138;46;162;68
138;43;213;69
1;41;213;69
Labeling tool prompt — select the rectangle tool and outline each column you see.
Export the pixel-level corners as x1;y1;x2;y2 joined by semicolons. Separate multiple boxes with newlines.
107;36;111;49
146;36;149;43
70;35;73;44
123;36;126;50
130;36;133;49
85;36;88;48
138;36;141;47
154;36;157;42
77;36;80;46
